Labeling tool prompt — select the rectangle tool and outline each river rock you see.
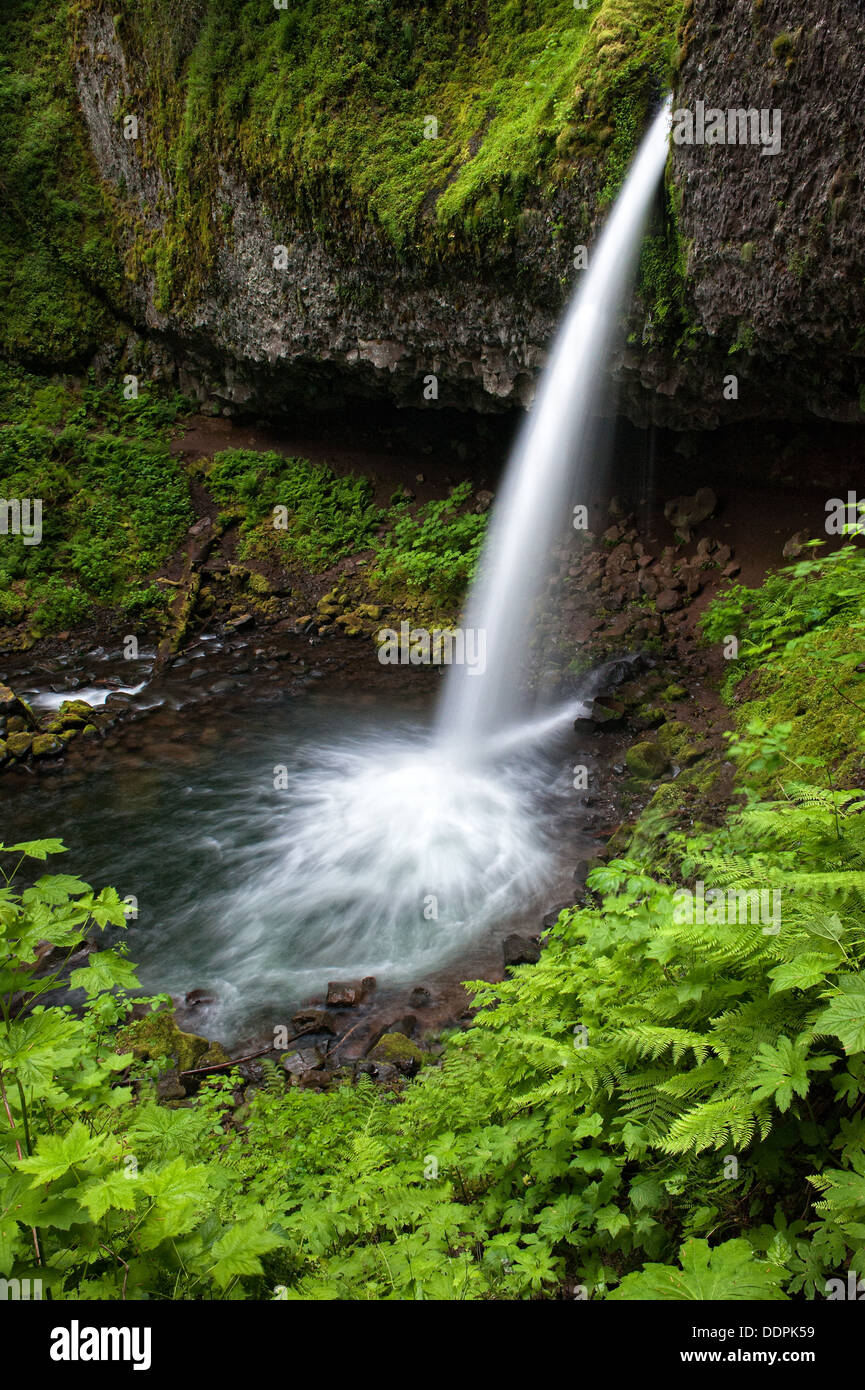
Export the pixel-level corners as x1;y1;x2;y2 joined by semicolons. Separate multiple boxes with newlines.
156;1068;188;1101
281;1046;325;1077
325;979;369;1007
291;1007;339;1035
6;732;32;759
32;733;65;757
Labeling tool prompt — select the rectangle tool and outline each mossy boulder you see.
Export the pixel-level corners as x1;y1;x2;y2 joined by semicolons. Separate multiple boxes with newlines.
316;593;342;618
248;571;271;595
0;686;37;728
58;699;94;721
367;1032;426;1075
6;731;32;759
114;1010;213;1073
31;733;64;757
625;740;670;781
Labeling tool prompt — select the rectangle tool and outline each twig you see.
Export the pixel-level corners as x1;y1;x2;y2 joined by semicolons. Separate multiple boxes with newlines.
179;1045;271;1078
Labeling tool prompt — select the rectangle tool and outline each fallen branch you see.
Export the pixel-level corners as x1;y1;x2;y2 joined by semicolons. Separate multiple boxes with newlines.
179;1046;271;1078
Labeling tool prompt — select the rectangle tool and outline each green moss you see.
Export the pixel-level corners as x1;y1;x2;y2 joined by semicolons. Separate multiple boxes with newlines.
101;0;682;304
625;739;669;780
115;1009;211;1073
0;2;124;362
731;622;865;792
368;1032;427;1072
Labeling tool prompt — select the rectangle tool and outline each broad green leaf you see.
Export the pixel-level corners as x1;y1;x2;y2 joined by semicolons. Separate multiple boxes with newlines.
608;1238;789;1301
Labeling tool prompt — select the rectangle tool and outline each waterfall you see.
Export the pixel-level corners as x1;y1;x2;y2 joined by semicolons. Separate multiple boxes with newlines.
92;100;675;1033
438;97;673;747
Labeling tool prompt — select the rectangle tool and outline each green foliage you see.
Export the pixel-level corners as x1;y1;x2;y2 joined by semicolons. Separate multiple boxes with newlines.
608;1237;788;1300
0;372;192;632
370;481;487;610
0;841;291;1299
0;2;123;361
701;541;865;678
204;448;384;572
5;523;865;1299
105;0;681;306
702;538;865;790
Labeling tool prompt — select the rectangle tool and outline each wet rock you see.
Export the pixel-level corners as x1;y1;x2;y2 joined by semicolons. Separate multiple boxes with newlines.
657;719;707;767
640;570;659;597
721;560;741;579
185;988;217;1009
325;979;370;1007
367;1016;417;1053
588;696;625;726
356;1060;399;1084
6;732;33;759
31;733;64;758
503;933;541;966
114;1009;212;1072
0;686;37;728
291;1007;339;1035
225;614;254;632
281;1046;325;1077
474;490;494;513
625;741;670;780
409;986;432;1008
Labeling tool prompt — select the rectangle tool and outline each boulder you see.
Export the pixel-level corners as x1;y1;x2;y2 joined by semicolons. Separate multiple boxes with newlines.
31;733;64;758
625;741;670;780
656;588;682;613
664;487;717;539
366;1032;426;1075
281;1046;325;1078
325;979;370;1007
6;732;32;759
503;933;541;966
542;902;574;929
114;1009;212;1073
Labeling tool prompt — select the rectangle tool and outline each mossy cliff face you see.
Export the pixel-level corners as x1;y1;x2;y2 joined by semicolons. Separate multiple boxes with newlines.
635;0;865;428
10;1;862;425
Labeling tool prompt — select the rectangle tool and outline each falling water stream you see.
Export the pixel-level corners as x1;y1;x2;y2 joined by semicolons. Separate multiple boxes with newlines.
441;97;673;743
7;102;673;1039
